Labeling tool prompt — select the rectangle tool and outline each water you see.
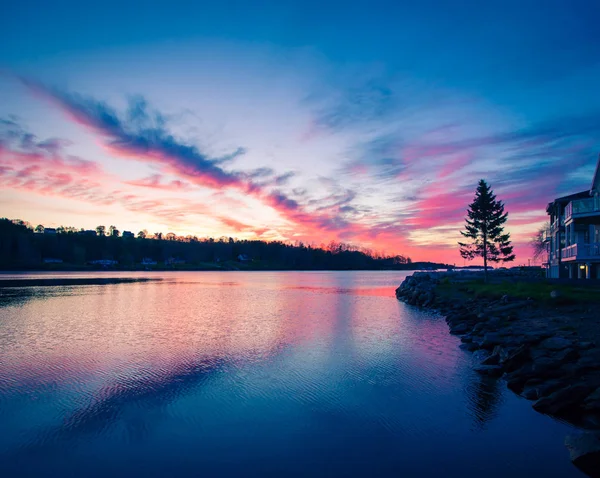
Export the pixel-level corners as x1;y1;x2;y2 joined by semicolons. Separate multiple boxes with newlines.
0;271;582;477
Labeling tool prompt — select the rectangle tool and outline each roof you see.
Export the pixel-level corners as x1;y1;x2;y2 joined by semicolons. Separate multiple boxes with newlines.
545;153;600;212
592;153;600;194
546;190;589;213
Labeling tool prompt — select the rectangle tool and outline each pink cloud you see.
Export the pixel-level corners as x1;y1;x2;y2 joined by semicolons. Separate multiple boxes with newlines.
126;174;191;191
20;79;573;264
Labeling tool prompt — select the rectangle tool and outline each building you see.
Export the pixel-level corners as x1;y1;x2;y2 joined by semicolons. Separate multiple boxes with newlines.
88;259;118;266
122;231;135;238
165;257;186;265
546;154;600;279
237;254;251;262
43;258;63;264
44;228;57;234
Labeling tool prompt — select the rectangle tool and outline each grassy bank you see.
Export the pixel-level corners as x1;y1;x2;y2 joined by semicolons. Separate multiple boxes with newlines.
437;279;600;305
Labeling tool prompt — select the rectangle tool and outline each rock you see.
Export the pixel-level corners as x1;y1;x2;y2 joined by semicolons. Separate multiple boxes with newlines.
521;385;541;400
482;353;500;365
581;413;600;429
473;364;503;377
485;302;530;314
533;384;593;415
518;331;552;344
584;387;600;411
500;344;531;372
539;336;573;351
553;347;579;364
472;349;490;361
459;342;479;352
505;364;536;393
530;347;552;361
585;387;600;402
550;290;561;299
577;348;600;369
529;358;566;379
480;333;503;349
449;323;470;335
564;432;600;477
522;379;568;400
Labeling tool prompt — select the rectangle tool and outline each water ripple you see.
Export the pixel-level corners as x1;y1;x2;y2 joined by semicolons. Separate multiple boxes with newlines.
0;271;580;477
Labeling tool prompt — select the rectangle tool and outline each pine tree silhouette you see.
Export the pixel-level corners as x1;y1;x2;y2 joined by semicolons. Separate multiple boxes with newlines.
459;179;515;281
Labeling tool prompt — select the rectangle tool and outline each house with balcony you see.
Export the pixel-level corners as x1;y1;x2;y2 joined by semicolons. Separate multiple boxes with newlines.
545;154;600;279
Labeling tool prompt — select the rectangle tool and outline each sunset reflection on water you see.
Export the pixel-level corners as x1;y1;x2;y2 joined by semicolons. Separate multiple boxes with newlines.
0;271;579;478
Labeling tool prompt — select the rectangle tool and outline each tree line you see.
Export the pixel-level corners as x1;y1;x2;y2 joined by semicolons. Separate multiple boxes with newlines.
0;218;429;271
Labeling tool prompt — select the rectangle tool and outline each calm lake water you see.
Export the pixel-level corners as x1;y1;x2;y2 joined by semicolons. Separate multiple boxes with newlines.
0;271;582;477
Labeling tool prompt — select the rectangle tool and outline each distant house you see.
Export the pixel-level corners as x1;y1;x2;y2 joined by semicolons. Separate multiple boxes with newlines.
141;258;157;265
237;254;251;262
545;154;600;279
122;231;135;238
80;230;97;236
44;228;57;234
43;258;63;264
89;259;118;266
165;257;186;265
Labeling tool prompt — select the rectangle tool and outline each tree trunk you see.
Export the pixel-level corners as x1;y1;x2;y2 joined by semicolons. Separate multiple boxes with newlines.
483;231;488;283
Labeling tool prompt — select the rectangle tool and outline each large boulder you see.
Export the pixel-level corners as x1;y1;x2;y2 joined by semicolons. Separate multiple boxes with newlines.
500;344;531;372
533;384;593;415
552;347;579;364
584;387;600;411
539;336;574;351
472;350;491;362
505;364;536;393
482;353;500;365
518;331;553;345
521;378;566;400
577;348;600;369
479;332;504;349
564;432;600;477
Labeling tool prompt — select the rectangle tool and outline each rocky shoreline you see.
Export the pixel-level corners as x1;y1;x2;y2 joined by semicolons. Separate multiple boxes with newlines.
396;271;600;477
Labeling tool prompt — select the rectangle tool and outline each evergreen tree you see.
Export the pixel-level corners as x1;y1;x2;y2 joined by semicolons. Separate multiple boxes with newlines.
458;179;515;280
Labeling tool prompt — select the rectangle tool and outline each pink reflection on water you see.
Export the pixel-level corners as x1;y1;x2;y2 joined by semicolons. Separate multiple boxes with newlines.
2;272;452;402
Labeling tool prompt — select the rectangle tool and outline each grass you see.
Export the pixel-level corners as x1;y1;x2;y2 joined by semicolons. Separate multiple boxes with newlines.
437;280;600;304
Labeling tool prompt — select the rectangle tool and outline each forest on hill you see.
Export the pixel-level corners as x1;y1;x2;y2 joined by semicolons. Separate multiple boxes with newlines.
0;218;450;271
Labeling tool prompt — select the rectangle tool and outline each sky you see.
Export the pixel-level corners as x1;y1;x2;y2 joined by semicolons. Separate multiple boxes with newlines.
1;0;599;264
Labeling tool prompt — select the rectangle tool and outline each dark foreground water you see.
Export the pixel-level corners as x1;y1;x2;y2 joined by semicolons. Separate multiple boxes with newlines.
0;271;582;477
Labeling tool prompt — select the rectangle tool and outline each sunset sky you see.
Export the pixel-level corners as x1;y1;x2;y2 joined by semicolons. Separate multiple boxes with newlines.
1;1;599;264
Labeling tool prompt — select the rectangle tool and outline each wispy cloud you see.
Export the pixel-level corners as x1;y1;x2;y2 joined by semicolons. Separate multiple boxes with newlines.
125;174;191;191
7;71;599;263
19;79;421;254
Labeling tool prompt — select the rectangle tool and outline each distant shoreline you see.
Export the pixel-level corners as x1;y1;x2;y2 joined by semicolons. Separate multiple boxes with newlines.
0;263;449;273
0;277;162;287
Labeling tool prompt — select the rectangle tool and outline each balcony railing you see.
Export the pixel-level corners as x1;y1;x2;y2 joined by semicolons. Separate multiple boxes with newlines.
550;217;564;234
562;244;577;259
565;196;600;222
561;243;600;260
